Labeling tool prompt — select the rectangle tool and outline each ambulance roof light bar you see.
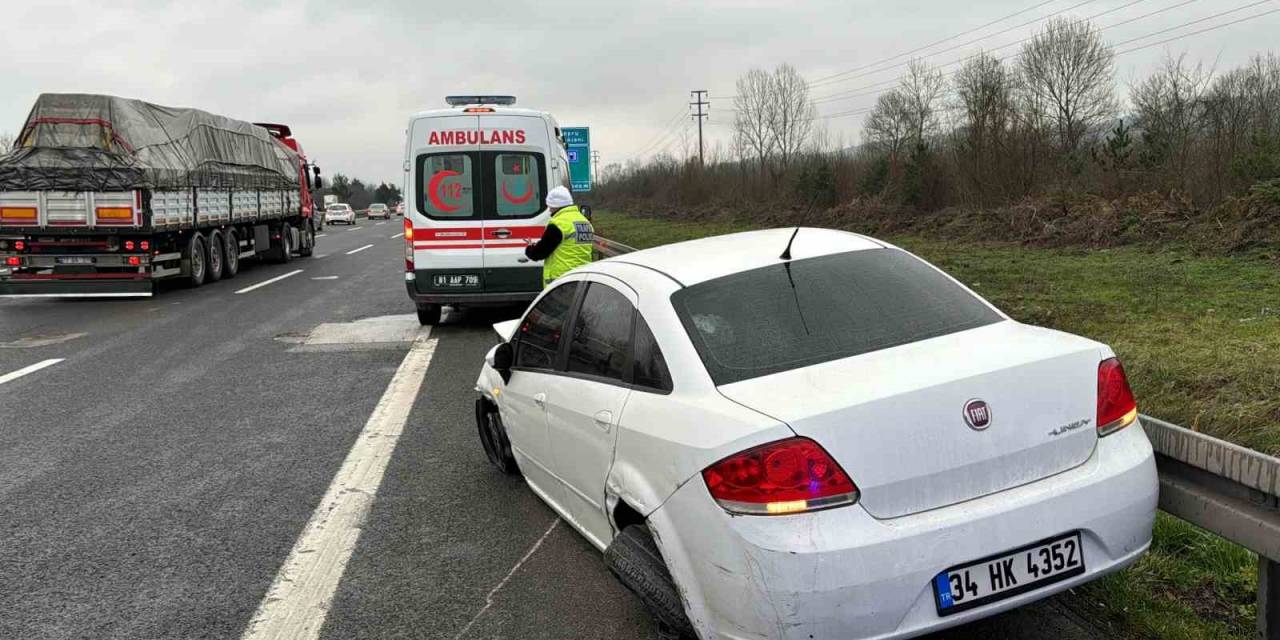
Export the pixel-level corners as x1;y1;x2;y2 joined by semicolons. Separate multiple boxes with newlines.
446;95;517;107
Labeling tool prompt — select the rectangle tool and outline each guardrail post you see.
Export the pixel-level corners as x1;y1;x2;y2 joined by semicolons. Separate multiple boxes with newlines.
1263;557;1279;640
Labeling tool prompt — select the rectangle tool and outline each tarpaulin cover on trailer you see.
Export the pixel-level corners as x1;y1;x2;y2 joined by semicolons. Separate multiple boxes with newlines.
0;93;300;192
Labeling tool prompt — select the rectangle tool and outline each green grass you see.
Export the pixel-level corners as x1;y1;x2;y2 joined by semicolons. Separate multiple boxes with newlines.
593;209;1270;639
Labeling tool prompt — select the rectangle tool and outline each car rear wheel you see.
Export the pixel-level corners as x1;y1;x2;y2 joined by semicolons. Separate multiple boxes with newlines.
416;304;441;326
475;398;518;475
206;231;224;283
604;525;695;640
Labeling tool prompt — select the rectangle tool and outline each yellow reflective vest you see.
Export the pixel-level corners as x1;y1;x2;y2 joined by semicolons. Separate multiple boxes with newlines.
543;206;593;286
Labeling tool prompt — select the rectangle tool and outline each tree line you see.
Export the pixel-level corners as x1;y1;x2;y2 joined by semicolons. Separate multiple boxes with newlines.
317;174;401;210
598;17;1280;230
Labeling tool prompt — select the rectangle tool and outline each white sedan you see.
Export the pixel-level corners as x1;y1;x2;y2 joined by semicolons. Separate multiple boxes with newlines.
324;203;356;225
474;228;1158;640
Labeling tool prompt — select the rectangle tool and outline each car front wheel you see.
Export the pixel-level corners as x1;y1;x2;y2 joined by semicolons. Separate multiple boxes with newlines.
475;398;518;475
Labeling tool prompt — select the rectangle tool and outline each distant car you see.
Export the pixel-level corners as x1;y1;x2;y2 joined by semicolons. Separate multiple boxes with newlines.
324;203;356;225
474;228;1158;640
367;203;390;220
395;202;405;216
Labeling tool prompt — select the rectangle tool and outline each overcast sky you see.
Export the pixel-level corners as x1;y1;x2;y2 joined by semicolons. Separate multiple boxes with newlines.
2;0;1275;183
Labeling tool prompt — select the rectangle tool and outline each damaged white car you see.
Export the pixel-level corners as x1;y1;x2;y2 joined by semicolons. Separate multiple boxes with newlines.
474;228;1158;640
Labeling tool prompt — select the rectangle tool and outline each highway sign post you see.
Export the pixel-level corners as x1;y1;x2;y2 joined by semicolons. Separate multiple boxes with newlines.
563;127;591;192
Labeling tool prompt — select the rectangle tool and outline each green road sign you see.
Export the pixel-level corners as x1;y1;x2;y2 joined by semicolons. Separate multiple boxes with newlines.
563;127;591;192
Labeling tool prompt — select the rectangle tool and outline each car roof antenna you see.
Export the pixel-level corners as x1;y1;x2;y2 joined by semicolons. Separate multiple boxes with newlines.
779;227;801;260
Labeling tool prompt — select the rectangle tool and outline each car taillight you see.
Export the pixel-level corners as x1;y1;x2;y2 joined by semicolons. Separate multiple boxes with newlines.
702;437;859;515
1097;358;1138;436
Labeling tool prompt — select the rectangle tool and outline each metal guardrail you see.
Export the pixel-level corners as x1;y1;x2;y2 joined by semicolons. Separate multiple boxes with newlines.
593;235;1280;639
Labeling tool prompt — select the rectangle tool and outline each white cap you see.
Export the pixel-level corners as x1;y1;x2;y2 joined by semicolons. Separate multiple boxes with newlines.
546;186;574;209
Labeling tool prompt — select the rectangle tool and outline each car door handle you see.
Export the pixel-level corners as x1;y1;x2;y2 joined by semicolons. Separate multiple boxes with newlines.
517;257;529;263
534;392;546;408
593;410;613;432
492;228;512;238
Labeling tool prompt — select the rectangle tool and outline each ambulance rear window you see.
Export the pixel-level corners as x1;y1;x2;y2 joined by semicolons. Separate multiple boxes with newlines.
494;153;543;217
418;154;476;219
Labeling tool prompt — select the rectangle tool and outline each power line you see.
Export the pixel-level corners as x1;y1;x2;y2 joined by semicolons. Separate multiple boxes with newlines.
806;0;1061;88
808;0;1111;91
623;109;686;161
808;0;1276;123
811;0;1205;106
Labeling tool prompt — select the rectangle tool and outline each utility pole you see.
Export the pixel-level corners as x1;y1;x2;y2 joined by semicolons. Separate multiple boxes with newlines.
690;90;708;166
591;150;601;184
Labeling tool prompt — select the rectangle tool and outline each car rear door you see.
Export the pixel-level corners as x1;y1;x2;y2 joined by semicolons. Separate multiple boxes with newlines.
543;276;638;546
477;115;550;294
409;115;484;293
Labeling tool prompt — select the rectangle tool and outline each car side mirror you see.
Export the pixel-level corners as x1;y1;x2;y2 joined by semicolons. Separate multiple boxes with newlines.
579;205;593;220
488;342;514;382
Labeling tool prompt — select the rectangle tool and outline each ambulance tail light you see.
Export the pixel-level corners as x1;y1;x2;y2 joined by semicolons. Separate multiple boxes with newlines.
464;107;495;113
404;218;414;272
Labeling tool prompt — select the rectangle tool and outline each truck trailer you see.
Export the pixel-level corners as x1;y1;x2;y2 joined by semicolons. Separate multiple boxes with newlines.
0;94;322;297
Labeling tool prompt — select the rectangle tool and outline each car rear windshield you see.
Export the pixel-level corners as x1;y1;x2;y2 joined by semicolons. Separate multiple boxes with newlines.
670;249;1003;385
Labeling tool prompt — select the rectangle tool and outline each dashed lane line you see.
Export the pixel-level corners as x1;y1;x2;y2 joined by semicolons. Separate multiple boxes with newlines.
391;232;404;239
241;333;435;640
311;276;339;280
234;269;304;294
346;244;374;256
0;360;65;384
316;233;328;238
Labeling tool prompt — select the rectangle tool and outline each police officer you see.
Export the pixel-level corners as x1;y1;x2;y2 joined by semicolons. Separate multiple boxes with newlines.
524;186;593;287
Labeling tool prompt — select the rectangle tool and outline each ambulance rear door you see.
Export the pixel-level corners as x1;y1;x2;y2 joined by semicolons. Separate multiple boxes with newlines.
477;115;552;294
410;114;483;292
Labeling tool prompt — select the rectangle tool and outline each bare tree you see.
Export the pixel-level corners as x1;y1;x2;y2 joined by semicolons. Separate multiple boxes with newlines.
1131;54;1212;185
0;132;14;154
768;63;817;173
863;89;912;168
1018;17;1116;153
953;53;1017;200
733;69;776;174
900;59;947;149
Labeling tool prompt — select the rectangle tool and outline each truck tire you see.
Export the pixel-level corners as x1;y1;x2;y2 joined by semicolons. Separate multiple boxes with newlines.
276;223;294;264
206;231;224;283
416;304;441;326
299;224;315;257
475;398;518;475
604;526;696;640
223;229;240;279
185;232;207;288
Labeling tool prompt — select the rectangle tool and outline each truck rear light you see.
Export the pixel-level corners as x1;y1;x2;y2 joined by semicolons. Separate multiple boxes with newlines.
14;240;24;251
124;240;136;251
96;207;133;221
5;257;19;266
0;207;37;223
702;437;859;515
1097;358;1138;436
127;256;141;266
140;240;150;251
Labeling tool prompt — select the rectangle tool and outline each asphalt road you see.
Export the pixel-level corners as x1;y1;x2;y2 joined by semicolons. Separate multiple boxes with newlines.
0;218;1124;639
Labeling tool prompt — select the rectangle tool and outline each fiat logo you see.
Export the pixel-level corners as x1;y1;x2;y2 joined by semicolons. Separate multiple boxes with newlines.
963;399;992;430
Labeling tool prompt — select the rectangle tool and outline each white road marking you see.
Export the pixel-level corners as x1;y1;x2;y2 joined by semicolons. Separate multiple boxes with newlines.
452;518;560;640
242;333;435;640
346;244;374;255
234;269;303;294
391;232;404;239
316;233;328;238
348;226;362;232
315;254;329;259
311;276;339;280
0;358;65;385
375;221;387;226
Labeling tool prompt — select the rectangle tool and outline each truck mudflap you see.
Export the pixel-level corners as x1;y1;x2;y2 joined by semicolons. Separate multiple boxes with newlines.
0;276;154;297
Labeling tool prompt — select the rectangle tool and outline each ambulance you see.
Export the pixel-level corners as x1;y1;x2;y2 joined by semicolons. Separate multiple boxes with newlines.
402;96;571;325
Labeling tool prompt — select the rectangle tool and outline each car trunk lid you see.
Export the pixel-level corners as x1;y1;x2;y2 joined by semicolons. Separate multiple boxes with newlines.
717;322;1102;519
